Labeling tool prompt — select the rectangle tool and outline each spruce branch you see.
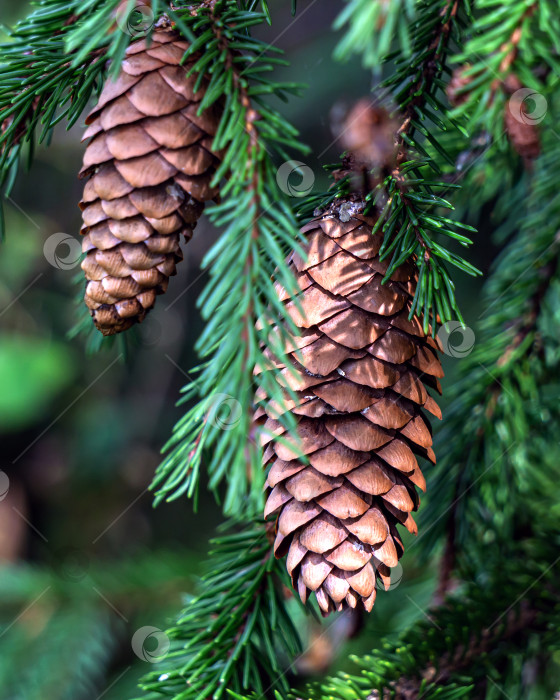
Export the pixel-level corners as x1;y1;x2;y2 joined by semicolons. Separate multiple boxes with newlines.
420;122;560;576
451;0;560;140
332;0;481;331
0;1;106;237
431;0;560;228
151;1;308;518
375;0;480;330
333;0;416;72
292;544;560;700
221;534;560;700
1;0;307;515
138;524;303;700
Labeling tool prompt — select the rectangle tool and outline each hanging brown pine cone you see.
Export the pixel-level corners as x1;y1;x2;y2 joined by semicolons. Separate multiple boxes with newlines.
79;29;221;335
255;201;443;615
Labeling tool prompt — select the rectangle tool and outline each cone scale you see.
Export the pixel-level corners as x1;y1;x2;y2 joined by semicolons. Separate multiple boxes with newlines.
79;29;221;335
256;203;444;615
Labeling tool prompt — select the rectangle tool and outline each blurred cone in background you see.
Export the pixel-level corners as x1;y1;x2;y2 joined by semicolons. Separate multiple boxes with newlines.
331;98;399;174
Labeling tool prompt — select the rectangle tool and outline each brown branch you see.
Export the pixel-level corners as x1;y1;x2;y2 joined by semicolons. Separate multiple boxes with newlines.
432;512;457;605
430;601;537;685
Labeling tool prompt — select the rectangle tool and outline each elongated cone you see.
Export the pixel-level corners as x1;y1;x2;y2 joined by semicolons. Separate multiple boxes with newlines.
79;29;221;335
255;201;444;615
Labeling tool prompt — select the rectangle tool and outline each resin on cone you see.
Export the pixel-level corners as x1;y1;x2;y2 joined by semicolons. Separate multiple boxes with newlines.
79;29;221;335
255;200;443;615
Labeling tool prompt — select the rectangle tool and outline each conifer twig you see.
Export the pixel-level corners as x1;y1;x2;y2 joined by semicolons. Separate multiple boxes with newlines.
281;544;560;700
151;1;308;518
138;524;303;699
451;0;559;142
421;123;560;572
330;0;480;331
434;247;559;598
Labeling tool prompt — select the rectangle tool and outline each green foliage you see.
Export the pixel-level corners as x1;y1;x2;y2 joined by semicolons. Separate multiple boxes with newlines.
334;0;416;71
0;551;197;700
421;122;560;571
0;335;76;430
3;605;117;700
138;524;302;700
287;542;560;700
1;1;560;699
332;0;480;331
451;0;560;140
151;2;307;518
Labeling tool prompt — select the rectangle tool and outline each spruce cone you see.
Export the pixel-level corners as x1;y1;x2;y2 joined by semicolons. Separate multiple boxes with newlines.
79;29;221;335
256;203;443;615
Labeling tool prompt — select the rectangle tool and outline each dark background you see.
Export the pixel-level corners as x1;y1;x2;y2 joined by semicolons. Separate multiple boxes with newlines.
0;2;492;698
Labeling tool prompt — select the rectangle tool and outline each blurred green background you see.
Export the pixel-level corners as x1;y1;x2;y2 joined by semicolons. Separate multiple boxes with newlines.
0;2;496;698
